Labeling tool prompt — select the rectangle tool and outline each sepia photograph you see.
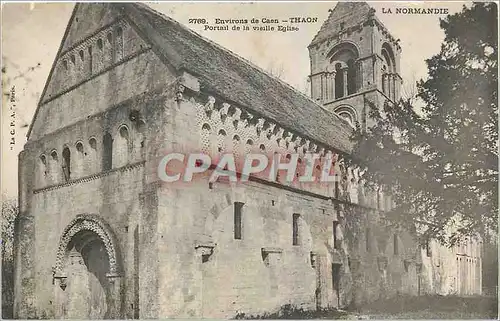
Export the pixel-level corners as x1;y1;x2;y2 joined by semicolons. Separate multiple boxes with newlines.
1;1;498;319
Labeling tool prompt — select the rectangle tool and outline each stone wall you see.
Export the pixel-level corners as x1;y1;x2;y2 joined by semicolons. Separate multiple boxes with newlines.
16;5;428;319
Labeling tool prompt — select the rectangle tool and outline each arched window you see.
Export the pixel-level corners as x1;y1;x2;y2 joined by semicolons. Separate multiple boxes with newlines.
201;123;211;155
381;43;396;99
103;132;113;171
62;147;71;182
50;150;59;183
114;125;130;168
76;141;84;154
75;141;84;177
39;154;47;184
232;135;241;164
89;137;97;150
217;129;227;153
328;42;360;99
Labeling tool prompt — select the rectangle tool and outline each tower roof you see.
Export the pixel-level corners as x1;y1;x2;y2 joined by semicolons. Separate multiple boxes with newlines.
310;2;374;47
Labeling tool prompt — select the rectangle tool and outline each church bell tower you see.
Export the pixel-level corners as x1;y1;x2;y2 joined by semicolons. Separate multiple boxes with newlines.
308;2;402;130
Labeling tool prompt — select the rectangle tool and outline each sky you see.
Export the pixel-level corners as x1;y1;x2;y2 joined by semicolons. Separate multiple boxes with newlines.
1;1;468;200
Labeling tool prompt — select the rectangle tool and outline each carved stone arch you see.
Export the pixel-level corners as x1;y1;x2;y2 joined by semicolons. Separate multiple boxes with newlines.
54;213;122;278
326;41;361;62
74;140;84;153
334;105;358;128
115;123;130;140
50;149;59;161
207;193;233;221
202;189;248;239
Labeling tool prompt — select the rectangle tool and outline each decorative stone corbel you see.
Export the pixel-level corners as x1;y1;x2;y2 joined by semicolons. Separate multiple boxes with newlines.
310;143;318;153
349;257;361;272
261;247;283;267
256;118;265;136
204;96;215;117
233;107;242;120
53;268;68;290
377;255;388;271
175;84;185;102
403;259;411;271
106;272;122;284
195;243;216;262
284;132;293;148
220;103;230;115
59;277;67;290
266;123;276;139
220;103;230;123
310;251;318;268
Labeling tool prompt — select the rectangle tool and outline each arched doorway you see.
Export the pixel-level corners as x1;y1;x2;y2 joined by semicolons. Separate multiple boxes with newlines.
53;214;123;319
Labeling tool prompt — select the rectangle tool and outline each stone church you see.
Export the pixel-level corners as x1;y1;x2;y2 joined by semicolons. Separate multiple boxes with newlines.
14;2;482;319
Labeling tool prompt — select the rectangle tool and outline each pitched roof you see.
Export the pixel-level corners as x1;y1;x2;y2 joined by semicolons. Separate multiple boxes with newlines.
309;2;374;47
122;3;355;154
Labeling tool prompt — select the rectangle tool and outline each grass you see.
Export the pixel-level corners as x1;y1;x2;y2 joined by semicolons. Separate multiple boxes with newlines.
234;295;498;319
234;304;350;319
355;295;498;319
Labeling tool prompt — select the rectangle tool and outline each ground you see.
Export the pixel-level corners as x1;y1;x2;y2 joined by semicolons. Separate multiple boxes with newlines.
235;295;498;319
356;295;498;319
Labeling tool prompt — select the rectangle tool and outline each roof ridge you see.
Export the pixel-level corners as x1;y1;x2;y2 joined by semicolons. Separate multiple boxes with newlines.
129;3;347;122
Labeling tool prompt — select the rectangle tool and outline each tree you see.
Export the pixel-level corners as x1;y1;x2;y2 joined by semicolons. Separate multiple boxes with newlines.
349;3;498;245
2;198;18;319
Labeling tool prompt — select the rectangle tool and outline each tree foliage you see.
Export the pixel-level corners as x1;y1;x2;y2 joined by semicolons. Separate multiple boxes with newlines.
350;3;498;244
2;198;18;318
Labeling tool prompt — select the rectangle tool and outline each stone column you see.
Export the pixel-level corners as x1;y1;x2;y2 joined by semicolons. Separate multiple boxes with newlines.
391;74;397;101
330;71;336;100
106;273;124;319
382;74;388;96
342;67;348;97
320;73;326;102
387;74;393;99
356;61;363;91
394;74;401;101
325;73;330;101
